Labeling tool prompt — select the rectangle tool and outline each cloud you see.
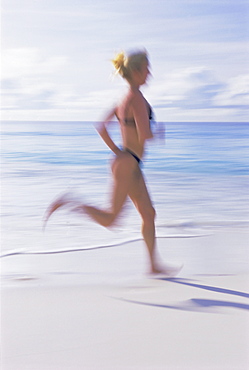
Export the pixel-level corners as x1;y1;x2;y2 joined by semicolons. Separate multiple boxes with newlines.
1;48;68;110
2;48;67;79
148;67;223;109
1;47;124;117
1;48;248;122
148;67;249;112
214;74;249;109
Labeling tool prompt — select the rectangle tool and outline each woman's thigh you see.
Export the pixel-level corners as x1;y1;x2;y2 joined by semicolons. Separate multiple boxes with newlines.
110;154;139;214
128;168;155;217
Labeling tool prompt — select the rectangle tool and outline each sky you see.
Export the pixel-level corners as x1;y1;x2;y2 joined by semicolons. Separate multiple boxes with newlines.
1;0;249;122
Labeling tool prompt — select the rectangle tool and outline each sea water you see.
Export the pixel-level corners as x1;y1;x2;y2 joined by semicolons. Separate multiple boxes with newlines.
1;121;249;284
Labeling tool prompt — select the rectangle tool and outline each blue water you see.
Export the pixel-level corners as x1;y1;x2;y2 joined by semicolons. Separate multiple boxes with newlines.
2;121;248;175
1;121;249;283
152;123;249;176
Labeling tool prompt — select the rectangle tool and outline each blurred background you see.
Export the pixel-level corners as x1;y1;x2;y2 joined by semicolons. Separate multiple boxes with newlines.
1;0;248;283
1;0;248;122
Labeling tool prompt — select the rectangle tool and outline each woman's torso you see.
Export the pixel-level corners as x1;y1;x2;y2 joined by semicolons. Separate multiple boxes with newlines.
115;89;152;159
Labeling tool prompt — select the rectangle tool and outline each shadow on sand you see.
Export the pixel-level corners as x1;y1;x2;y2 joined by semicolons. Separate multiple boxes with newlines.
162;278;249;299
113;278;249;313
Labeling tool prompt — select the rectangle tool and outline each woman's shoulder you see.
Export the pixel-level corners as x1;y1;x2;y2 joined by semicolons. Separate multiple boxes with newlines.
117;89;145;113
130;90;149;113
128;88;145;105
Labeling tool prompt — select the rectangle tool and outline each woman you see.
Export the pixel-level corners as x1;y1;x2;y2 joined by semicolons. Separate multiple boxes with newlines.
44;50;179;275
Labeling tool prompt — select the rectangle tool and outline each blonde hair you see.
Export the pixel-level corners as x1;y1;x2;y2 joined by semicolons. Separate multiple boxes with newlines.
112;50;148;80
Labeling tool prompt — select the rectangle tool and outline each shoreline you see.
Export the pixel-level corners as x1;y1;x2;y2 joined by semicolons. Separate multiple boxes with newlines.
1;230;249;288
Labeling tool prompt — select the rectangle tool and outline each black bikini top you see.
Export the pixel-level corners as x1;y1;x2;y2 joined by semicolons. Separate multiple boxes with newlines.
116;104;153;127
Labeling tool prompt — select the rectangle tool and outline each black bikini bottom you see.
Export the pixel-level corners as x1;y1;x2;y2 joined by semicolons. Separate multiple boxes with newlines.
124;148;141;164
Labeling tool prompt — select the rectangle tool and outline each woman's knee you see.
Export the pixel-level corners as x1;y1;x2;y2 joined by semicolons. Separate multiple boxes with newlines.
149;206;156;221
141;205;156;224
101;212;117;227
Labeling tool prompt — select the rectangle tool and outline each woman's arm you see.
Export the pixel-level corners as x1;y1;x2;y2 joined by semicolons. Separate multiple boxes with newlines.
95;107;122;155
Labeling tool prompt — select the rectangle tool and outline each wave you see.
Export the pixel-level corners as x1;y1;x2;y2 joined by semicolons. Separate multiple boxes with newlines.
0;234;208;259
1;220;248;259
157;220;249;229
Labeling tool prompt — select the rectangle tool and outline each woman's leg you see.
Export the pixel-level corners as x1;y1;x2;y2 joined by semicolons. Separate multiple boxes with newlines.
44;154;136;228
128;168;162;273
43;192;80;229
75;154;137;227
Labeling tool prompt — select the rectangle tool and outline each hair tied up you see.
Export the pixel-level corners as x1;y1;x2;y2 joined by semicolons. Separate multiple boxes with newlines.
112;51;126;73
111;49;148;80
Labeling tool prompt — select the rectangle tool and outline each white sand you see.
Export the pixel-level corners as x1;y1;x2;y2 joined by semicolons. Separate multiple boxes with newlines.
1;230;249;370
1;274;249;370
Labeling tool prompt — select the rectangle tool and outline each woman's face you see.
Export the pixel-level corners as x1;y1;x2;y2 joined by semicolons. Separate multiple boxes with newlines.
138;61;151;85
131;61;151;86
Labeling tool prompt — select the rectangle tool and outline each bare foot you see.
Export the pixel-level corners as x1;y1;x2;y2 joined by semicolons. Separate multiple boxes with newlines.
43;192;78;230
149;263;183;277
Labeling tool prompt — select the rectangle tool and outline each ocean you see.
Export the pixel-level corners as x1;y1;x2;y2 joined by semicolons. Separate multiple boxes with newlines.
1;121;249;284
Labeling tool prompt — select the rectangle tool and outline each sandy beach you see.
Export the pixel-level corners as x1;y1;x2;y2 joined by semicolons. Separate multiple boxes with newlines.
1;232;249;370
1;0;249;364
1;121;248;369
